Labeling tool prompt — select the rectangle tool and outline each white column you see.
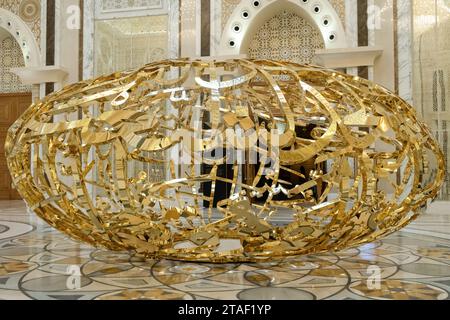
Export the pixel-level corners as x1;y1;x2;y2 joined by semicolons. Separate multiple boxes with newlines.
345;0;358;76
210;0;222;57
180;0;201;58
372;0;395;91
367;0;375;81
39;0;47;100
55;0;81;90
83;0;94;80
168;0;180;59
397;0;413;104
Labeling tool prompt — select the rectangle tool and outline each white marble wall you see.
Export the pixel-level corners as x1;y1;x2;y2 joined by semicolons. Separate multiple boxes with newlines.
397;0;413;104
367;0;375;81
83;0;179;79
412;0;450;199
39;0;47;99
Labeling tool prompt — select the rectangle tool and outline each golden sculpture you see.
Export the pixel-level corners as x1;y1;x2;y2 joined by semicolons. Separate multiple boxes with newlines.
5;59;445;262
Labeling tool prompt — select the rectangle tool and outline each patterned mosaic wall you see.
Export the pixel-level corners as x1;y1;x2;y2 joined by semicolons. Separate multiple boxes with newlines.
0;0;41;47
328;0;345;25
412;0;450;199
221;0;240;32
247;10;325;64
0;36;31;93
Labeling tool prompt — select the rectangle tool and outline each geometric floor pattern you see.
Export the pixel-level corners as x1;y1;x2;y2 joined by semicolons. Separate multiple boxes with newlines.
1;201;449;300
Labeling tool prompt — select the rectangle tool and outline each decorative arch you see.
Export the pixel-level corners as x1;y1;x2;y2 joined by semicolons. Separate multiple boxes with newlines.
0;8;41;68
219;0;347;56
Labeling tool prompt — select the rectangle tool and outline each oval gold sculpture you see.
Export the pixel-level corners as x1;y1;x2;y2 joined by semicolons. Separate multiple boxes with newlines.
5;59;445;262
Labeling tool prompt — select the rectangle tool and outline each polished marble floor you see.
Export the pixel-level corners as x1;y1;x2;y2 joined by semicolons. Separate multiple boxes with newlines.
0;200;449;300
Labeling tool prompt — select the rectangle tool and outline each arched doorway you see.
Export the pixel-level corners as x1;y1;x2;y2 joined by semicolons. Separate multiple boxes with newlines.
0;34;32;200
0;29;32;93
0;9;41;200
242;9;327;201
0;8;42;68
219;0;347;56
247;9;325;64
0;27;33;200
216;1;347;204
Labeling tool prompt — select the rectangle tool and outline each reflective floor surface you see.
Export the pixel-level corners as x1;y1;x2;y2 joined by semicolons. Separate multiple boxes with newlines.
0;200;449;300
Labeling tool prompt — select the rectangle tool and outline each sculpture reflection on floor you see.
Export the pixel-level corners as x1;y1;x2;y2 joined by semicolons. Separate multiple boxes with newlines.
5;59;445;262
